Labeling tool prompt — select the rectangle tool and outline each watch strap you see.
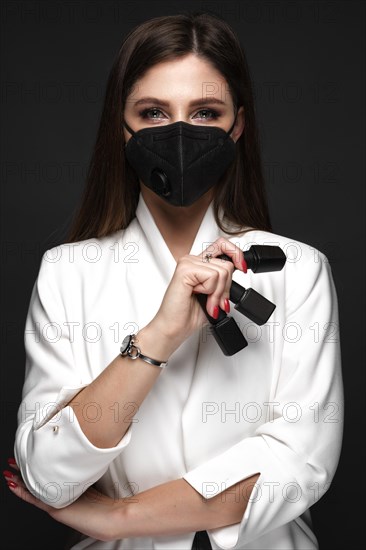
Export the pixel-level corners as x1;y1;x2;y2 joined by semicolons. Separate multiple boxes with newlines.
120;334;168;368
137;352;168;368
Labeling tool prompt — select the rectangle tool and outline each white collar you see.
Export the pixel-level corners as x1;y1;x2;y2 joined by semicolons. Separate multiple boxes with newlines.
135;192;223;283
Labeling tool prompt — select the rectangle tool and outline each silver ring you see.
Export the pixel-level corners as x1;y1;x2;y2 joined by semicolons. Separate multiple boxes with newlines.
203;253;213;263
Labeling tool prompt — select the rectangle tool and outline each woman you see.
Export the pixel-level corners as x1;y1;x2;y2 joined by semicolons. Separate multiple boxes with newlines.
4;12;343;550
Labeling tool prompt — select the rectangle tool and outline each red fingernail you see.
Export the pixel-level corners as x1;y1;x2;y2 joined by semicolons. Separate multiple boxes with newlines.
3;470;14;478
241;259;247;273
224;299;230;313
7;458;16;465
212;306;219;319
7;480;17;489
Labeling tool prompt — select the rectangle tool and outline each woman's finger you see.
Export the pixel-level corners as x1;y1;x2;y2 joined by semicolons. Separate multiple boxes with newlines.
200;237;247;273
5;473;53;513
197;259;234;316
7;458;20;471
3;469;17;482
174;256;230;317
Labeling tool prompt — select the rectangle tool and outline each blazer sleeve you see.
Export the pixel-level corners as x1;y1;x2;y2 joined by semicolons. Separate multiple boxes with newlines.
14;252;133;509
182;252;344;549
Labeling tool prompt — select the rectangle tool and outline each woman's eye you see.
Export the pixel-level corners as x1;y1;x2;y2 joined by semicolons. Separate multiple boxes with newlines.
194;109;219;120
139;108;165;119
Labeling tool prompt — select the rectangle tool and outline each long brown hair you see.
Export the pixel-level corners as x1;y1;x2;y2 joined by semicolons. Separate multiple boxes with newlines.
66;11;272;243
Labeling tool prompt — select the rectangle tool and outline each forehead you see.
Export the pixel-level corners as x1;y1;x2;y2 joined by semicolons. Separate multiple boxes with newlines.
127;54;232;105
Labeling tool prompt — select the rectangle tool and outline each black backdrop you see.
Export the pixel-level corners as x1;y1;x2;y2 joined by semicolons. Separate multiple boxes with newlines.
1;1;365;548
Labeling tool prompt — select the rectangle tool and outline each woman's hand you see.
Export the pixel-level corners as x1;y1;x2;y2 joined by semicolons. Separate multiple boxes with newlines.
150;237;247;348
4;460;124;542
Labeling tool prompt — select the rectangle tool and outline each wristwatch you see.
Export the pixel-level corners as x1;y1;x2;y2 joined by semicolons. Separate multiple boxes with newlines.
120;333;168;368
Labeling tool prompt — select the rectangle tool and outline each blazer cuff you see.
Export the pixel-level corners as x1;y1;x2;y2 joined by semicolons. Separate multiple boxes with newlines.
33;384;89;429
182;436;318;550
183;437;261;500
16;385;133;508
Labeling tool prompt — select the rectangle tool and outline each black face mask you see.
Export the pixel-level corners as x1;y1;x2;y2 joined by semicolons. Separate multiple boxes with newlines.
123;116;237;207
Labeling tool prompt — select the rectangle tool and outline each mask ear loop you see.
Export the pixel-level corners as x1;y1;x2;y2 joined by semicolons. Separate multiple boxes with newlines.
122;119;136;137
122;119;137;151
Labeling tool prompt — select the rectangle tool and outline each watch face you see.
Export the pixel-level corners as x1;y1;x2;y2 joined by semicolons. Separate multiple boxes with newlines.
121;334;132;354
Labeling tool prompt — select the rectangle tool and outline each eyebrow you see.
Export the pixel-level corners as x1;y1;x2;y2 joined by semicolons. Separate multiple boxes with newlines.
132;97;227;108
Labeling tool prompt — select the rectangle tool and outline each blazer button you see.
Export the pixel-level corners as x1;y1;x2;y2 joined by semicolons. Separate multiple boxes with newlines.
53;426;59;434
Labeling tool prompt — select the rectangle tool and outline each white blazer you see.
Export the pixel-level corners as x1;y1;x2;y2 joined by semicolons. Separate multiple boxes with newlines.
15;192;344;550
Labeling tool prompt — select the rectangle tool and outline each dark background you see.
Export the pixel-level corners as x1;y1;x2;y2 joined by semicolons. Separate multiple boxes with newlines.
1;1;364;548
